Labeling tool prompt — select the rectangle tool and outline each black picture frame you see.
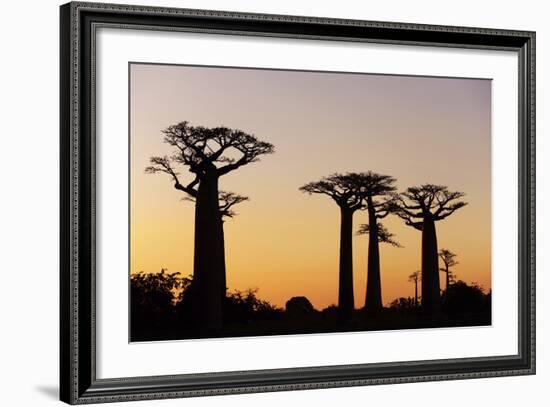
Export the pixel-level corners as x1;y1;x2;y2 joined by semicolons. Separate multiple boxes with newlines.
60;1;536;404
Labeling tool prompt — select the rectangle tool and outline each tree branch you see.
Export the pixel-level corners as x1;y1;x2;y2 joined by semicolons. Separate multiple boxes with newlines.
145;156;198;197
435;201;467;220
357;223;403;247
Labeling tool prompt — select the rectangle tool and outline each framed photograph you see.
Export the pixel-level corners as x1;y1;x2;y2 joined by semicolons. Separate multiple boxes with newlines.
60;1;535;404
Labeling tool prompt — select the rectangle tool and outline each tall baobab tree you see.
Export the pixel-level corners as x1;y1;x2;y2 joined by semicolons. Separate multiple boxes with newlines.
184;191;249;299
146;121;274;329
353;171;397;312
393;184;467;314
357;222;402;311
439;249;458;295
408;270;421;307
300;173;367;319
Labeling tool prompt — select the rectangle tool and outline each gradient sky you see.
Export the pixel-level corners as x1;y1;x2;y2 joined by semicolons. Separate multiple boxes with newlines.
130;63;492;310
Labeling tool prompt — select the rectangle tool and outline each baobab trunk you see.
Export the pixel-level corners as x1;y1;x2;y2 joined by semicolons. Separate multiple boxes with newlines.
365;203;382;311
414;280;418;307
191;171;224;330
338;207;355;319
444;265;450;294
421;216;441;314
220;220;227;300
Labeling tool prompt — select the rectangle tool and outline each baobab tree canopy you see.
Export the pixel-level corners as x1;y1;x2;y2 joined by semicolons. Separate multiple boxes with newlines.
146;121;275;194
392;184;467;229
299;173;368;210
439;249;459;269
439;248;459;293
356;171;397;199
408;270;421;284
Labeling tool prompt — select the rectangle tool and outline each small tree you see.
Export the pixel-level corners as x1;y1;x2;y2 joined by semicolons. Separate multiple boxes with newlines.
146;122;274;329
130;269;182;339
408;270;421;307
300;173;367;318
443;280;489;316
393;184;467;313
439;249;458;295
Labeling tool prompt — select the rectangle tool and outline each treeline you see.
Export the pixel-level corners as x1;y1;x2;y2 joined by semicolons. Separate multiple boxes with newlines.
131;270;491;341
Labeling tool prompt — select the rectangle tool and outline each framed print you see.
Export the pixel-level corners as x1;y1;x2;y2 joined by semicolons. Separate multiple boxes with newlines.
60;1;536;404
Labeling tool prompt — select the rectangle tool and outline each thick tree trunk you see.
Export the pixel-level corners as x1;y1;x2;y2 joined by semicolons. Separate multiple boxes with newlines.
191;171;224;330
338;207;355;319
421;216;441;314
445;266;450;293
365;202;382;311
220;221;227;300
414;281;418;307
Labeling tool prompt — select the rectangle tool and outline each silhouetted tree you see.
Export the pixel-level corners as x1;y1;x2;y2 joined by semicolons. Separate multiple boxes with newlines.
408;270;421;307
146;122;274;329
439;249;458;295
393;184;467;314
218;191;248;298
130;269;183;338
352;172;398;312
357;222;401;312
183;191;249;299
300;173;367;319
443;280;488;315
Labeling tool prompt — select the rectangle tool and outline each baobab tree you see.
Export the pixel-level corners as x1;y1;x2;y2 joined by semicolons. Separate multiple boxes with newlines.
393;184;467;314
146;121;274;329
408;270;421;307
357;222;402;311
353;172;397;312
439;248;458;295
300;173;367;319
184;191;249;299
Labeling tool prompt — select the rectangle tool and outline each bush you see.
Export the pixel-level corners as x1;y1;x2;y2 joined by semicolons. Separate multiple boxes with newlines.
130;269;183;333
388;297;417;311
224;288;283;323
442;280;489;315
285;296;315;317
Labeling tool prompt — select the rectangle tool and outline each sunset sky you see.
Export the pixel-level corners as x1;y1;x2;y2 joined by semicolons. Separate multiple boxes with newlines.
130;63;491;310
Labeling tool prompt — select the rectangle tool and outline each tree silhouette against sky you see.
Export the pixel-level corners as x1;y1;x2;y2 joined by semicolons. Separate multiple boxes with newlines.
393;184;467;314
439;248;458;295
357;222;402;311
408;270;421;307
353;171;397;312
300;173;367;319
184;191;249;300
146;121;274;329
218;192;248;299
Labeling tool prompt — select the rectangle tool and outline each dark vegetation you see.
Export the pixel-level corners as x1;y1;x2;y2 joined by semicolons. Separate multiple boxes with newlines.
135;121;491;341
131;270;491;341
